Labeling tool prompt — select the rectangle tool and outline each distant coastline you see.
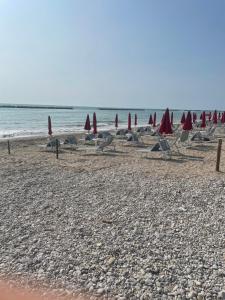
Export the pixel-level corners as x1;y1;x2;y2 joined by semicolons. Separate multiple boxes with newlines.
98;107;145;111
0;104;73;110
0;103;204;111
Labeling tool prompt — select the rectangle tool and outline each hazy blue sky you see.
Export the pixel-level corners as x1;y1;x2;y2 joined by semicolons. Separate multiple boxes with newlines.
0;0;224;109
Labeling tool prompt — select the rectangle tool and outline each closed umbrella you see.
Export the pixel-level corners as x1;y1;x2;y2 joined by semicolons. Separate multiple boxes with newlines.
153;112;156;127
221;112;224;124
115;114;118;128
221;112;225;124
93;112;97;134
181;112;186;124
84;114;91;132
201;111;206;128
209;111;212;121
134;114;137;126
213;110;217;124
193;112;197;123
128;113;131;131
159;108;173;134
48;116;52;136
171;112;173;127
183;111;192;130
148;114;153;125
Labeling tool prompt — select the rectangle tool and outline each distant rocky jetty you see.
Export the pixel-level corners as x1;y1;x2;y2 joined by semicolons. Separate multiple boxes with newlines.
0;104;73;109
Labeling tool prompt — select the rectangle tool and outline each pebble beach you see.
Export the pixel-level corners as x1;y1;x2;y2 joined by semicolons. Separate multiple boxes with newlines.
0;130;225;299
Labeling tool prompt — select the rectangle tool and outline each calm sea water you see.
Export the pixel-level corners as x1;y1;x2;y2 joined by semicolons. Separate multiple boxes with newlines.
0;106;200;139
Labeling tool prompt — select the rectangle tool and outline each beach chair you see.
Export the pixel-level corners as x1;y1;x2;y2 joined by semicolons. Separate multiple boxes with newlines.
191;126;216;142
38;138;60;152
80;133;96;145
96;135;115;152
125;132;144;146
137;138;172;159
137;126;154;136
174;130;191;149
115;129;129;139
159;138;172;159
97;131;112;139
61;136;78;149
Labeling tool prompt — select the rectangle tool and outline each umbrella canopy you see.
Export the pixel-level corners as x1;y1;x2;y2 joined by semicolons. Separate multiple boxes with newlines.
84;114;91;131
181;112;186;124
159;108;173;134
153;112;156;127
48;116;52;136
128;113;131;131
93;112;97;134
134;114;137;126
183;111;192;131
213;110;217;124
148;114;153;125
115;114;118;128
171;112;173;127
201;111;206;128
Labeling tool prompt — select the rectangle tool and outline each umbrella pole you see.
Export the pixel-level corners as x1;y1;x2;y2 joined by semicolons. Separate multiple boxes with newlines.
216;139;222;172
56;139;59;159
7;140;10;155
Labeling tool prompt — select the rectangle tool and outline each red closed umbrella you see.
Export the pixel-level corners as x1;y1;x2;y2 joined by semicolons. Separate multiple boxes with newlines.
48;116;52;136
221;112;225;124
183;111;192;131
200;113;202;120
171;112;173;127
84;114;91;131
181;112;186;124
148;114;153;125
193;112;197;123
153;112;156;127
209;111;212;121
201;111;206;128
128;113;131;131
213;110;217;124
115;114;118;128
221;112;224;124
159;108;173;134
93;112;97;134
134;114;137;126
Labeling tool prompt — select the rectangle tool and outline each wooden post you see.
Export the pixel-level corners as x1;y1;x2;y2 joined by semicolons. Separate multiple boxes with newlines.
7;140;10;155
216;139;222;172
56;139;59;159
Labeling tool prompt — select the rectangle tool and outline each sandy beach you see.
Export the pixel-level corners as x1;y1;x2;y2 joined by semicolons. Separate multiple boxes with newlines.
0;129;225;299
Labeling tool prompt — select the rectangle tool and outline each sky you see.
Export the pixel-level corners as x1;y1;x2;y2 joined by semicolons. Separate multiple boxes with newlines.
0;0;224;110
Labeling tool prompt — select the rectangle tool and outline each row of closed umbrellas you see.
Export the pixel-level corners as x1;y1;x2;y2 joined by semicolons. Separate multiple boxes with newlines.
48;109;225;136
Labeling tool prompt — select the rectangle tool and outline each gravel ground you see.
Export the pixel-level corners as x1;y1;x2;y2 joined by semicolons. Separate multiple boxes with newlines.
0;133;225;299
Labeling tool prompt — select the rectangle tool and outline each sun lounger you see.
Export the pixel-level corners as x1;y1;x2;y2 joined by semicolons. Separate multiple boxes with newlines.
137;137;172;159
97;131;112;139
125;132;144;146
191;126;216;142
96;135;115;152
115;129;129;139
61;136;78;149
173;130;191;149
39;138;61;152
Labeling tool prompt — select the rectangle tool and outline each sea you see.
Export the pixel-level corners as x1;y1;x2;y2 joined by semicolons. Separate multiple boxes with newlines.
0;104;203;139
